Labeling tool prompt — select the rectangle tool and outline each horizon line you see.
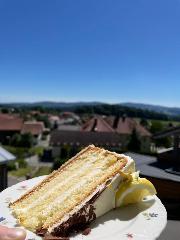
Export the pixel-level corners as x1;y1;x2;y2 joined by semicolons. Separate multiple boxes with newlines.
0;100;179;109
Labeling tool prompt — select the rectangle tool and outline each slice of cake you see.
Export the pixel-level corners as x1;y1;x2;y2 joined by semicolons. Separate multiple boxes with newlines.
10;145;155;239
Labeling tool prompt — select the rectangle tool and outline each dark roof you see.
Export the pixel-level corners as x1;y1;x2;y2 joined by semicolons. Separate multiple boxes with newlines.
105;116;151;137
50;130;121;147
82;116;115;132
154;126;180;139
124;152;180;182
0;114;23;131
21;121;44;135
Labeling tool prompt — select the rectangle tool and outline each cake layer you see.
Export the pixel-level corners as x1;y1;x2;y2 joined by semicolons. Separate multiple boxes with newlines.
10;145;133;236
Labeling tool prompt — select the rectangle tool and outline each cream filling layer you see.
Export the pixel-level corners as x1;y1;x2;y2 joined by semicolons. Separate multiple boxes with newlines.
14;150;105;209
41;168;103;217
14;160;101;214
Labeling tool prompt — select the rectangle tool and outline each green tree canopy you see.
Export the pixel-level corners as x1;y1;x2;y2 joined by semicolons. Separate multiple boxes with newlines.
35;114;50;128
150;120;164;134
128;129;141;152
140;118;149;128
20;133;34;148
10;133;34;148
150;120;172;148
10;133;22;147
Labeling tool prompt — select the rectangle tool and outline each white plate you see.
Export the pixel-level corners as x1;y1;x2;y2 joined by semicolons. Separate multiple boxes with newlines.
0;176;167;240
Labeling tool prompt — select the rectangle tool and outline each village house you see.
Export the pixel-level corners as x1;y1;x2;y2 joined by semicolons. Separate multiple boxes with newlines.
0;114;23;144
49;112;81;130
50;115;152;158
59;112;81;125
21;121;45;141
82;115;152;152
49;115;60;128
82;115;115;132
107;116;151;152
0;113;46;145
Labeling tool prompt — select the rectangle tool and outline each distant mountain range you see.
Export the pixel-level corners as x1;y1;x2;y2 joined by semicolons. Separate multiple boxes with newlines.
122;103;180;116
0;101;180;117
0;101;101;108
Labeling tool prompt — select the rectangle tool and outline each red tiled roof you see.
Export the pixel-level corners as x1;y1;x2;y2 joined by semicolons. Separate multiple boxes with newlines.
135;121;152;137
21;121;45;135
105;116;151;137
105;116;115;128
0;113;20;119
116;117;135;134
0;114;23;131
82;116;115;133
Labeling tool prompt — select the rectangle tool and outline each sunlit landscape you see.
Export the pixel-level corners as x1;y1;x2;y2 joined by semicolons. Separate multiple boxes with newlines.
0;1;180;239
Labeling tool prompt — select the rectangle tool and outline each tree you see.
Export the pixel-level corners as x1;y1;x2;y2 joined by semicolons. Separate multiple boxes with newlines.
35;114;51;128
53;121;58;129
128;129;141;152
10;133;34;148
10;134;21;147
150;120;172;148
150;120;164;134
1;108;9;113
140;118;149;128
20;133;34;148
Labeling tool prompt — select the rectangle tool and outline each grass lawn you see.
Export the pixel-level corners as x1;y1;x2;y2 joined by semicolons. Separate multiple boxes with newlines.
135;118;180;126
4;145;44;157
9;167;32;178
9;166;52;178
32;166;52;177
150;119;180;126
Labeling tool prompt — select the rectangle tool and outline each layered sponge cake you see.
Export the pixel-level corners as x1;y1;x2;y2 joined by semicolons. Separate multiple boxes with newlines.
10;145;143;239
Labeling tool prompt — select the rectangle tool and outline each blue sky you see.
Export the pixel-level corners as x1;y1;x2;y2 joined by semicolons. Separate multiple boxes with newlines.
0;0;180;107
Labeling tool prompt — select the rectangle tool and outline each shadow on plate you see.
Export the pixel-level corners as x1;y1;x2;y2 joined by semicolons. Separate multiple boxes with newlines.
70;198;155;238
90;198;155;230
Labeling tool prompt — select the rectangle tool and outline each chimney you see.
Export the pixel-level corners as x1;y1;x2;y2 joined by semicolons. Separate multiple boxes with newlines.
92;118;98;132
113;115;119;129
122;114;126;122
